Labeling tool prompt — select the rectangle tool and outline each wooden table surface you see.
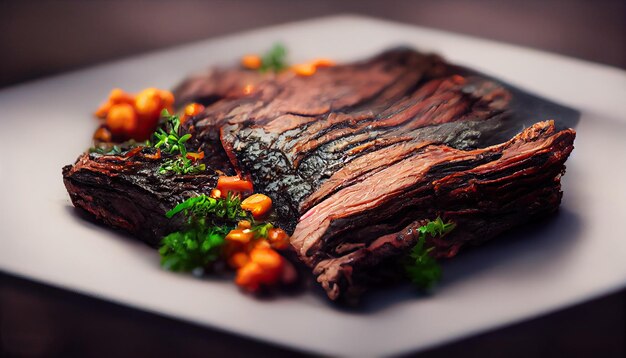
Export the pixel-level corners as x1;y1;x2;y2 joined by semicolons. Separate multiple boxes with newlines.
1;1;625;357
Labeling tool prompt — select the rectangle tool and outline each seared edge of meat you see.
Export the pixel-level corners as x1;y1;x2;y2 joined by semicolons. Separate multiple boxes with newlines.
62;151;219;246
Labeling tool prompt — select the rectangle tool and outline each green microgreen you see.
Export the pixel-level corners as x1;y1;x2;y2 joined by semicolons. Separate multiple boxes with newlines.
152;109;191;156
259;43;288;73
404;217;456;290
158;157;206;175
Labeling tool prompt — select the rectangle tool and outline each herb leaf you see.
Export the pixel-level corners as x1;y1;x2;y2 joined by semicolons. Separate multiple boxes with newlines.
159;224;231;272
153;110;187;155
405;217;456;290
166;194;250;222
159;194;252;273
151;110;206;175
259;43;288;73
251;222;274;238
158;157;205;175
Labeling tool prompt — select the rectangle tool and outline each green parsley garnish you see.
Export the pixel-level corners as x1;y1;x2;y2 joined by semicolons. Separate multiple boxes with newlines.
259;43;288;73
404;217;456;290
151;109;205;175
251;222;274;238
165;194;250;223
153;109;191;156
159;194;253;273
159;221;231;273
158;157;206;175
158;193;278;273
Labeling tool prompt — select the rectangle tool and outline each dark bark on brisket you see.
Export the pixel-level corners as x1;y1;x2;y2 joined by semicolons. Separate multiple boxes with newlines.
62;150;219;246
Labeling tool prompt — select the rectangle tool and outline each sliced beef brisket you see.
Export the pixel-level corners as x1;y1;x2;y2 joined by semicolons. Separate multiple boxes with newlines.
182;48;575;300
63;47;577;301
63;150;219;246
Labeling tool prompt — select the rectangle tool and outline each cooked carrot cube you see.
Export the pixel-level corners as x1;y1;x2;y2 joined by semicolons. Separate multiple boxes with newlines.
228;252;250;269
217;176;254;194
106;103;137;135
241;193;272;219
225;229;254;244
267;228;289;249
241;54;262;70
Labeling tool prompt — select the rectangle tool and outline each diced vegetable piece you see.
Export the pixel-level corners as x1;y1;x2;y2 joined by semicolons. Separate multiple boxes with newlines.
235;248;284;292
225;229;254;244
235;262;264;292
228;252;250;269
217;176;254;194
292;63;316;76
250;248;282;271
251;239;271;250
267;228;289;249
94;101;112;118
291;58;336;77
181;103;205;123
312;58;335;68
185;151;205;162
135;88;163;118
106;103;137;135
241;54;262;70
109;88;135;104
240;193;272;219
237;220;252;230
210;188;222;199
159;90;175;107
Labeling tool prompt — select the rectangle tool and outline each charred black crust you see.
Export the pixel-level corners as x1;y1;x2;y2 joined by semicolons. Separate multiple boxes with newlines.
63;152;219;246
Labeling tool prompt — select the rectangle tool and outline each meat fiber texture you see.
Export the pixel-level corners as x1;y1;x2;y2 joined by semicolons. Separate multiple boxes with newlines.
63;48;578;301
63;149;219;246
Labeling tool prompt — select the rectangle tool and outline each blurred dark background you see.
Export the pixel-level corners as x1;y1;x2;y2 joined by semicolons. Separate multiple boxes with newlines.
1;0;625;89
1;1;625;357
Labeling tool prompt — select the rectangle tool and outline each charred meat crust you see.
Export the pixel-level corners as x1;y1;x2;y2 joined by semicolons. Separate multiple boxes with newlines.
63;150;219;246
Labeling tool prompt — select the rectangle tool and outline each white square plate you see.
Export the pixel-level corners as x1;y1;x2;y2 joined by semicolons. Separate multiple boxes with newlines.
1;15;625;357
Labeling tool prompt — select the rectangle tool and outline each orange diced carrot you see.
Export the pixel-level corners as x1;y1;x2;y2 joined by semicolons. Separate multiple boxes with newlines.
240;193;272;219
106;103;137;135
267;228;289;250
241;54;262;70
217;176;254;194
228;252;250;269
225;229;254;244
291;63;316;76
312;58;335;68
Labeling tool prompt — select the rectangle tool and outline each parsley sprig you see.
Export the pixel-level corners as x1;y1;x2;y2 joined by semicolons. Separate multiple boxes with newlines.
405;217;456;290
259;43;288;73
158;157;206;175
153;109;191;156
159;220;231;273
159;194;277;273
165;194;250;222
152;110;205;175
